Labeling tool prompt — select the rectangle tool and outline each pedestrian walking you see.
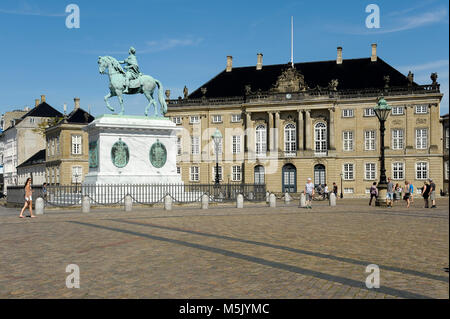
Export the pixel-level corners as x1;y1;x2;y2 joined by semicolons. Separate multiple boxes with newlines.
324;184;329;200
422;181;430;208
304;178;314;209
19;177;36;218
395;184;402;202
429;179;437;208
386;177;394;208
332;182;338;198
409;182;415;204
369;182;378;206
404;181;411;208
42;182;48;201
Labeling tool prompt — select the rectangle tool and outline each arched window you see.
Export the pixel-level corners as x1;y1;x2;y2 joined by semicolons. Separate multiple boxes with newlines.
284;124;296;156
254;165;265;184
255;125;266;156
314;122;327;154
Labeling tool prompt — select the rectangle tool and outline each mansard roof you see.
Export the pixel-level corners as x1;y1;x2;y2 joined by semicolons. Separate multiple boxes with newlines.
188;57;414;98
20;102;63;119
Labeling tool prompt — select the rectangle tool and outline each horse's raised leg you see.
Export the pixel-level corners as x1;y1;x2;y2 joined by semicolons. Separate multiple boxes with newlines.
104;93;114;112
117;93;124;115
144;91;154;117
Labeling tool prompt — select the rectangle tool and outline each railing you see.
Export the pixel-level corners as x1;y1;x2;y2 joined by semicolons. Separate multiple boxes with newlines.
168;85;440;107
7;183;266;207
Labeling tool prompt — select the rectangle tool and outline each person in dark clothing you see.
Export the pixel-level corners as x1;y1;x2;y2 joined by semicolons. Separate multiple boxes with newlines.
369;182;378;206
332;182;338;198
422;181;430;208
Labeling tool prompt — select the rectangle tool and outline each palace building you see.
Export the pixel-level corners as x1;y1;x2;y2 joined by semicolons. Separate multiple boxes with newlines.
166;44;445;197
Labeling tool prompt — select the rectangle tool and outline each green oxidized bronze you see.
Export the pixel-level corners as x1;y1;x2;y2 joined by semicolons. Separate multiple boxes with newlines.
89;141;98;168
111;138;130;168
149;139;167;168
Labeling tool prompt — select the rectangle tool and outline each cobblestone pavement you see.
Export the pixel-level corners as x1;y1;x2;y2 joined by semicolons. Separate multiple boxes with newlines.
0;199;448;299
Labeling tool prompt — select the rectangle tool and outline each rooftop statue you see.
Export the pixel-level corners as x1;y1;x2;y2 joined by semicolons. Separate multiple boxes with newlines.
98;47;168;117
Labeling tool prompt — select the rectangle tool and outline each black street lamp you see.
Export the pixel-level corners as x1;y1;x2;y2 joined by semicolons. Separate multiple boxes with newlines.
373;96;392;207
212;128;222;186
340;173;343;199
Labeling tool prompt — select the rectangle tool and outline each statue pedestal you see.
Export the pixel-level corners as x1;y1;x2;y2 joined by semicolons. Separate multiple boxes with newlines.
84;114;182;185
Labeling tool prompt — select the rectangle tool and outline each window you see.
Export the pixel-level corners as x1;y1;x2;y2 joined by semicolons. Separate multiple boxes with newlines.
416;162;428;180
365;163;376;180
343;163;354;180
365;130;376;151
56;136;60;154
72;166;82;183
71;135;82;155
56;167;60;184
190;166;200;181
30;117;35;124
47;138;50;157
445;161;449;180
392;106;404;115
446;127;449;149
364;108;375;117
212;115;222;123
177;137;182;155
176;166;181;175
172;117;181;125
232;165;242;182
255;125;266;156
191;136;200;155
342;109;354;118
343;131;354;151
254;166;265;184
344;188;354;194
51;138;55;156
314;122;327;154
392;162;404;180
415;104;428;114
212;166;223;181
415;128;428;149
392;129;404;150
284;124;296;156
232;135;241;154
231;114;241;123
365;188;371;194
190;115;200;124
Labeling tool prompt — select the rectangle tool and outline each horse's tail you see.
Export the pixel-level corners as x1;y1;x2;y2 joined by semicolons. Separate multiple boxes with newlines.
155;79;167;115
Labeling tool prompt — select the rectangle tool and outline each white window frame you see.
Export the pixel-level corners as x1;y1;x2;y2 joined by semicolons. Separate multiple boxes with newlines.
212;115;222;123
212;165;223;181
191;136;200;155
415;104;428;114
189;115;200;124
176;166;181;175
255;125;267;157
365;163;376;180
446;127;449;150
392;129;404;150
415;128;428;149
343;131;354;151
392;162;405;180
71;166;83;183
391;106;404;115
314;122;327;154
445;161;449;180
342;109;354;118
284;123;296;156
232;135;241;154
177;137;182;155
344;188;354;194
364;108;375;117
190;166;200;182
415;162;428;180
343;163;354;180
232;165;242;182
172;117;182;125
71;135;82;155
231;114;241;123
364;130;376;151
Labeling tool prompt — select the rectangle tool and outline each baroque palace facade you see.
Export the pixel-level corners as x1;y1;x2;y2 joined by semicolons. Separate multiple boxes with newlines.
166;44;444;197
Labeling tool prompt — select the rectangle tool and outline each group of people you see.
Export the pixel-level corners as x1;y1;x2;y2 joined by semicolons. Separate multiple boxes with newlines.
369;177;437;208
303;178;339;208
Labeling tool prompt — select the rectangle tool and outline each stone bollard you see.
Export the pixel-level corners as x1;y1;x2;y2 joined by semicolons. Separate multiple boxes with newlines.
265;191;270;204
236;194;244;208
124;194;132;212
82;196;90;213
164;195;173;211
201;194;209;210
269;193;276;208
284;192;292;205
299;192;306;208
35;197;45;215
329;192;336;206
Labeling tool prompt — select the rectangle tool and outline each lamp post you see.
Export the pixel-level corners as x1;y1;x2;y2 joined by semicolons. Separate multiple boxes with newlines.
373;96;392;207
212;128;222;186
340;173;343;199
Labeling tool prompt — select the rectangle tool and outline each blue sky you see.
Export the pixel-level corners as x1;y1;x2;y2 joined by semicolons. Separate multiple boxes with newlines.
0;0;448;117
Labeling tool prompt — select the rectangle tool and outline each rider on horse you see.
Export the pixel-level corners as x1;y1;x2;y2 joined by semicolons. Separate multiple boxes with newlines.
119;46;141;93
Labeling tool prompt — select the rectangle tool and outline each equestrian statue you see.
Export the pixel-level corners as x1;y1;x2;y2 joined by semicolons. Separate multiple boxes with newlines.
98;47;168;116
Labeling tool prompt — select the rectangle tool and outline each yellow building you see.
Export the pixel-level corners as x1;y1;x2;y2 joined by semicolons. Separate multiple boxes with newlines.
166;44;445;197
44;98;94;185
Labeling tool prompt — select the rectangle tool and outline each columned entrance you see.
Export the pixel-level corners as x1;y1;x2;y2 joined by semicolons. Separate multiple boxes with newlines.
314;164;326;186
282;164;297;193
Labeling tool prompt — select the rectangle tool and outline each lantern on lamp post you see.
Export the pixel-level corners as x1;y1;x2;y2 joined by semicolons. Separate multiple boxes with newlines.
373;96;391;207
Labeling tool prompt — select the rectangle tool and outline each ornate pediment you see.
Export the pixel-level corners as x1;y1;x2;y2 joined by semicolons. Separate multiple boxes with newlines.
272;66;306;93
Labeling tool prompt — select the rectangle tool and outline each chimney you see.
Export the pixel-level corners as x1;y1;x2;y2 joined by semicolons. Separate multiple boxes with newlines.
226;55;233;72
74;97;80;110
336;47;343;64
371;43;377;62
40;95;46;103
256;53;263;70
35;99;40;107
